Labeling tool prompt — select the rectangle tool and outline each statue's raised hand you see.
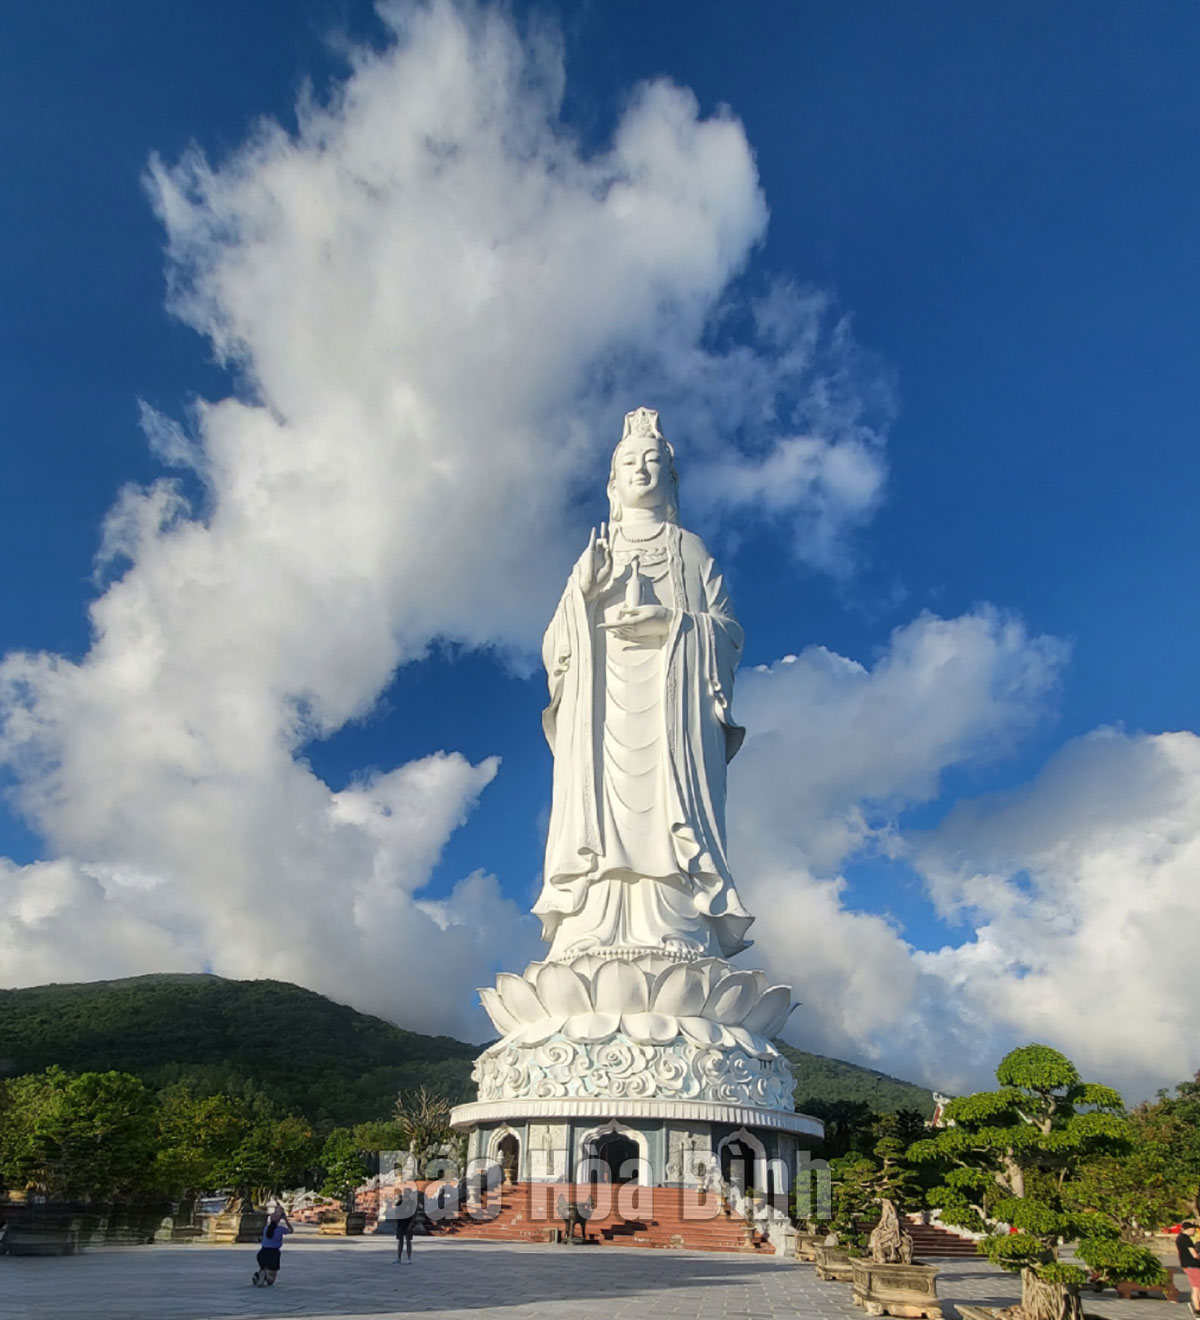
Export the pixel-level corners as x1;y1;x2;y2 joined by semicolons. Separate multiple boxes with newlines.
576;523;612;600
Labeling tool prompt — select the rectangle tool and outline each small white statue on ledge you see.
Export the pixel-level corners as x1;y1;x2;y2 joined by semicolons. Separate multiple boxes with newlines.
533;407;753;964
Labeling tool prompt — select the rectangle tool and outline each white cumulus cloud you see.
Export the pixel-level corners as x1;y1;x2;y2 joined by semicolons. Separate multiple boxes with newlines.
730;614;1200;1100
911;728;1200;1098
0;0;889;1037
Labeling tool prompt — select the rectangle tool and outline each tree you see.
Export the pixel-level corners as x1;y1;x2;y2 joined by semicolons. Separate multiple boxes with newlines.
1066;1124;1194;1240
351;1119;409;1153
1128;1072;1200;1216
0;1067;157;1200
152;1086;248;1199
394;1087;464;1179
909;1044;1165;1320
806;1099;881;1160
210;1093;317;1206
319;1127;369;1208
831;1136;923;1254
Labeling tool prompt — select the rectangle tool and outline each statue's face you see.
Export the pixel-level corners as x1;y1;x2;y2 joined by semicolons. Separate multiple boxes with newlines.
613;437;670;512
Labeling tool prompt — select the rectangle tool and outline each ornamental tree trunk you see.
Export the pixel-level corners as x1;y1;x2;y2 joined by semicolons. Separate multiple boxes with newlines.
1020;1268;1083;1320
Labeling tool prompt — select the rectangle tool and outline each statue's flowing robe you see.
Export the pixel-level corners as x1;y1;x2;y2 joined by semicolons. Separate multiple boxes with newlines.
533;524;753;961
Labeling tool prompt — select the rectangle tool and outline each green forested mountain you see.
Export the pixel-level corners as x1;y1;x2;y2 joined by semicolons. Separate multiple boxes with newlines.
780;1043;935;1117
0;974;932;1130
0;974;477;1128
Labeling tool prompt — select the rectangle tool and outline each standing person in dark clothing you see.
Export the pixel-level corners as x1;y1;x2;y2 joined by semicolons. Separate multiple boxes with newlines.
1178;1221;1200;1316
252;1206;292;1287
393;1186;421;1262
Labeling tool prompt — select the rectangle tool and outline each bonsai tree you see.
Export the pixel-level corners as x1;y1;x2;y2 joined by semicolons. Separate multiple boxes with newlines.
908;1044;1165;1320
867;1138;923;1262
831;1136;922;1256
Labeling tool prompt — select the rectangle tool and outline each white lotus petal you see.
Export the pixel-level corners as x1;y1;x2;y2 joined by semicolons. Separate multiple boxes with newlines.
496;972;546;1025
702;969;761;1025
522;961;547;985
479;986;521;1036
622;1011;678;1044
726;1024;760;1054
763;1000;796;1039
515;1014;567;1046
593;959;649;1014
691;958;724;994
566;954;604;981
535;962;592;1016
740;985;792;1037
650;962;707;1016
562;1011;620;1042
679;1016;723;1046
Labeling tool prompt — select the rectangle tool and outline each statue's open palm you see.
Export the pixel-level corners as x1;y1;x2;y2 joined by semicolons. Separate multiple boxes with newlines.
600;604;672;642
576;523;612;600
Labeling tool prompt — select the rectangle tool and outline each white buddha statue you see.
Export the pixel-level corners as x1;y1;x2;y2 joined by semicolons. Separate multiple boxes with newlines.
533;408;753;963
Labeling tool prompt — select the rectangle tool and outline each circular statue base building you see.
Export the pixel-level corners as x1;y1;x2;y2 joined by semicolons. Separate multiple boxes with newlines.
452;409;823;1211
452;952;823;1193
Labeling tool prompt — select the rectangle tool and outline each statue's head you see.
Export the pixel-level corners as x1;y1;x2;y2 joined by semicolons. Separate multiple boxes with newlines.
607;407;679;524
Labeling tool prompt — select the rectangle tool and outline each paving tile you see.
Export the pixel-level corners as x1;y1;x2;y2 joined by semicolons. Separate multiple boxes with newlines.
0;1232;1188;1320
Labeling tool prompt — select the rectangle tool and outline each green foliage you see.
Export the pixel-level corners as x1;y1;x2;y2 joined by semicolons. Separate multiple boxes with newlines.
0;1070;322;1204
319;1127;369;1205
1125;1071;1200;1217
1076;1235;1169;1286
153;1085;248;1198
0;1066;157;1200
799;1100;878;1159
0;976;937;1143
1066;1124;1195;1238
912;1043;1167;1310
830;1153;879;1250
995;1043;1080;1093
830;1136;923;1252
350;1119;408;1152
0;974;478;1129
211;1099;317;1201
778;1044;935;1125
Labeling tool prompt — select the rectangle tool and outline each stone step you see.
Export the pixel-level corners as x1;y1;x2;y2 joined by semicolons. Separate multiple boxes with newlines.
905;1224;983;1257
430;1183;775;1254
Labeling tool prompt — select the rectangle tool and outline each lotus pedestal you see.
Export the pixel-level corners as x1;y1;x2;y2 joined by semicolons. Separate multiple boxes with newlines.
453;952;822;1201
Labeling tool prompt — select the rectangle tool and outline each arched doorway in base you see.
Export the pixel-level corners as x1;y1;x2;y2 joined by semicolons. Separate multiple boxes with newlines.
577;1120;649;1186
595;1132;639;1184
717;1127;767;1191
488;1125;521;1186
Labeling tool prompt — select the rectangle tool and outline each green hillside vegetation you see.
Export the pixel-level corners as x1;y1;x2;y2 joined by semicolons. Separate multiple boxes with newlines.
0;974;476;1128
780;1043;935;1116
0;974;932;1132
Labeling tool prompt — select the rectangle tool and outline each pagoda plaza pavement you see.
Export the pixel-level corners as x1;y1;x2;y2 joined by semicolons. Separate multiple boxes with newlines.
0;1231;1188;1320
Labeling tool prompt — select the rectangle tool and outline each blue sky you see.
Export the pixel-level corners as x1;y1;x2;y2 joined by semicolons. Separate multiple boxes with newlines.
1;1;1198;1097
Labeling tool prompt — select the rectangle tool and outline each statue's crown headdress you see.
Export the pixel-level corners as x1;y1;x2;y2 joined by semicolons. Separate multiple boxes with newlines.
621;407;663;443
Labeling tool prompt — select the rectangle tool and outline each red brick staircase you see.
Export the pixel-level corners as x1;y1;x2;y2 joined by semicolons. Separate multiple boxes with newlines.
905;1220;983;1258
430;1183;775;1254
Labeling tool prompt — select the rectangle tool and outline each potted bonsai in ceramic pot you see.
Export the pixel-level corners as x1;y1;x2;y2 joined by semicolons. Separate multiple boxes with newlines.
841;1136;942;1317
815;1146;889;1282
812;1188;857;1280
850;1195;943;1318
909;1045;1166;1320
